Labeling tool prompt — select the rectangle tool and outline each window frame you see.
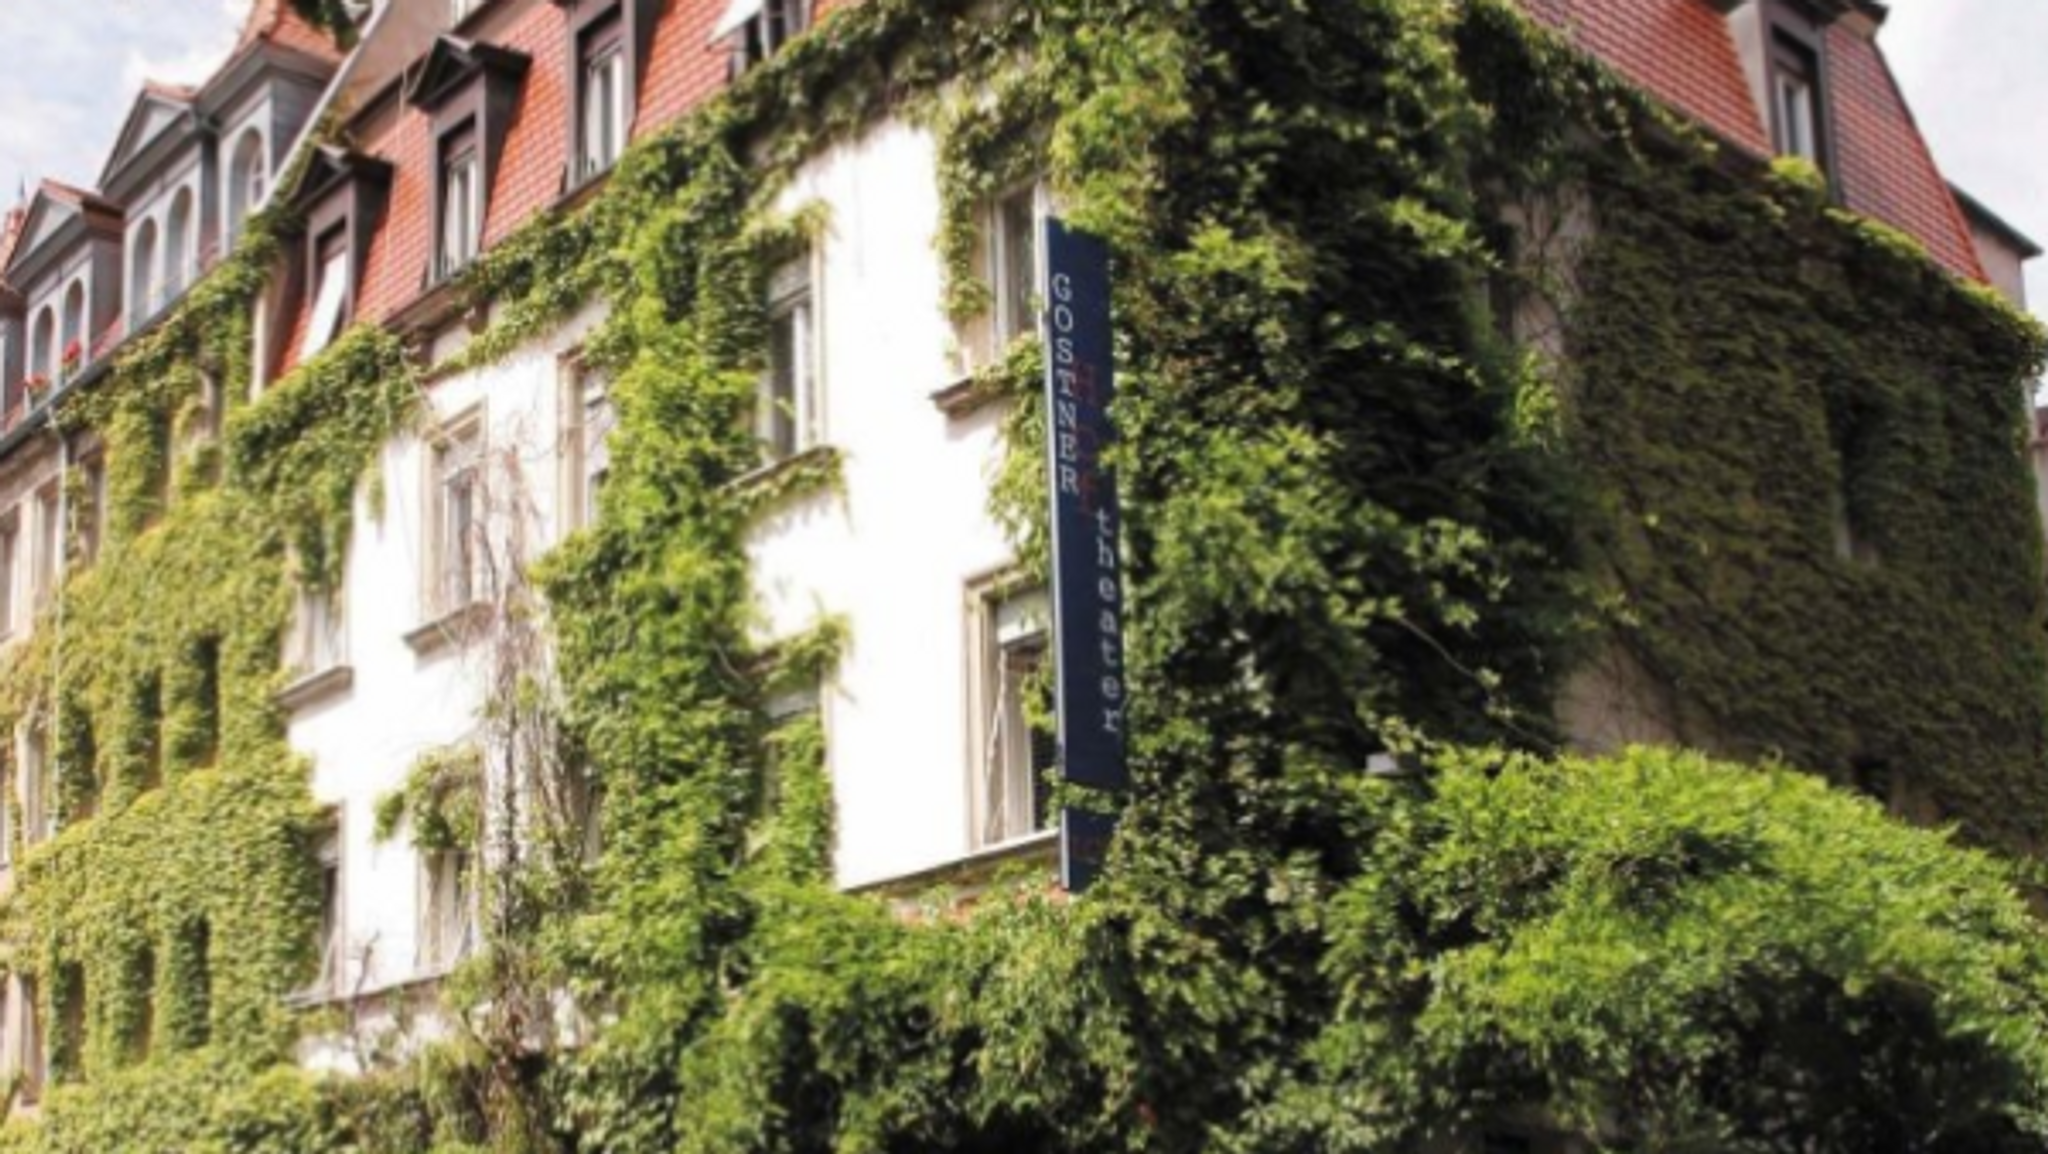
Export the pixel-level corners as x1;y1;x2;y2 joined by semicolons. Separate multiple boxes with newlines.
303;226;353;361
30;482;60;609
721;0;813;74
439;123;485;279
558;351;615;535
759;252;822;463
0;510;18;639
18;719;49;849
313;814;345;997
419;846;477;975
426;406;489;619
965;577;1056;852
1764;5;1834;180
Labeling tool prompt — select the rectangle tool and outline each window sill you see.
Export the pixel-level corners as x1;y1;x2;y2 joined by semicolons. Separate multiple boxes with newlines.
276;665;355;712
929;371;1008;420
404;602;493;657
728;444;842;513
849;829;1059;898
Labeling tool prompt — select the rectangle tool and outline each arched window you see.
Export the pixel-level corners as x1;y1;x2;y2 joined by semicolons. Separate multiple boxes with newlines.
60;282;86;379
132;218;160;326
29;307;55;383
227;130;267;241
165;187;195;297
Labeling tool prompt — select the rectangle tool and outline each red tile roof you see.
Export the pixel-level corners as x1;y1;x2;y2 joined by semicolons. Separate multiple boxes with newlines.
1824;23;1983;280
237;0;345;64
1519;0;1771;155
286;0;1993;376
1514;0;1981;280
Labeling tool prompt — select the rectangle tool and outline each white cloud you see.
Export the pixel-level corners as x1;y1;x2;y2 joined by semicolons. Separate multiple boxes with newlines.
0;0;242;200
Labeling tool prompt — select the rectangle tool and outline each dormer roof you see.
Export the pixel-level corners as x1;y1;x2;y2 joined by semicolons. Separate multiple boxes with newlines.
0;208;26;314
4;181;122;292
97;82;204;194
403;35;531;112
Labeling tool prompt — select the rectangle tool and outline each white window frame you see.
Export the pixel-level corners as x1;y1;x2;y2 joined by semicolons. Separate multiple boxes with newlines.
18;721;49;849
419;847;477;974
286;580;348;677
989;181;1048;352
967;580;1054;851
581;43;629;179
0;511;18;639
303;235;351;361
441;147;484;278
426;408;489;619
31;483;60;609
719;0;811;71
314;817;344;996
759;254;822;462
559;353;615;535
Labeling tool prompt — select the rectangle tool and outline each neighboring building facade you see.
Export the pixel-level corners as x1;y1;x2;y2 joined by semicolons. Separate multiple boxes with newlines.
0;0;2032;1110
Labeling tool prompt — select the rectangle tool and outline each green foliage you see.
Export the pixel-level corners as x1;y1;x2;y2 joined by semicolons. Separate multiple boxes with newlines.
373;744;485;852
4;0;2046;1151
1266;747;2048;1152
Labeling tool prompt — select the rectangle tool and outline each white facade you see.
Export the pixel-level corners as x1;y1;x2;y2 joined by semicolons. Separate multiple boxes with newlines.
286;108;1043;1030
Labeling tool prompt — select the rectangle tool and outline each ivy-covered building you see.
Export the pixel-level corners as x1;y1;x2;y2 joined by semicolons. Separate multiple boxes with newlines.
0;0;2041;1149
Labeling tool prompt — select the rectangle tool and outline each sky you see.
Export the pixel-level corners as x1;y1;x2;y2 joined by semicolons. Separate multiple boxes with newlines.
0;0;2040;312
0;0;242;206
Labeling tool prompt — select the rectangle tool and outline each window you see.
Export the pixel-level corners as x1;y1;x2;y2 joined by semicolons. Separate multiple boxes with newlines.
579;19;629;179
28;307;54;391
131;218;160;327
993;184;1044;350
716;0;810;72
451;0;483;22
313;819;343;996
165;188;195;298
227;130;267;242
17;976;41;1104
440;127;484;278
32;483;59;608
19;721;49;848
428;412;488;616
76;455;105;567
956;182;1046;375
970;585;1056;849
759;256;820;462
1769;28;1826;169
286;582;347;676
560;355;615;534
420;848;476;973
0;751;12;869
304;227;351;360
0;513;17;637
749;684;820;855
59;282;86;382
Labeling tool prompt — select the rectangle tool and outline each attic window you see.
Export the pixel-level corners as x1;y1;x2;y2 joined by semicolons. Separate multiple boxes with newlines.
714;0;810;73
1767;21;1829;172
303;228;351;360
405;36;531;285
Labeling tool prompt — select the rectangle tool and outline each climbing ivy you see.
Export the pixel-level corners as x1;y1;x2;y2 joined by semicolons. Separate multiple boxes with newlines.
3;0;2047;1151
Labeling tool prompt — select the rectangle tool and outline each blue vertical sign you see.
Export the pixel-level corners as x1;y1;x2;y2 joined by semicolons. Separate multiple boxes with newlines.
1043;217;1127;893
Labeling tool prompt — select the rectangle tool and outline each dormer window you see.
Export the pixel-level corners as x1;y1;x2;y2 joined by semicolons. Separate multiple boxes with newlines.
713;0;810;73
557;0;654;188
1771;31;1823;165
579;20;628;178
405;36;531;287
304;228;351;360
440;125;484;277
288;147;392;374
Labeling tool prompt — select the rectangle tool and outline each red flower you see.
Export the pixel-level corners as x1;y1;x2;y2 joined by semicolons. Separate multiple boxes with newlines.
59;340;81;367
